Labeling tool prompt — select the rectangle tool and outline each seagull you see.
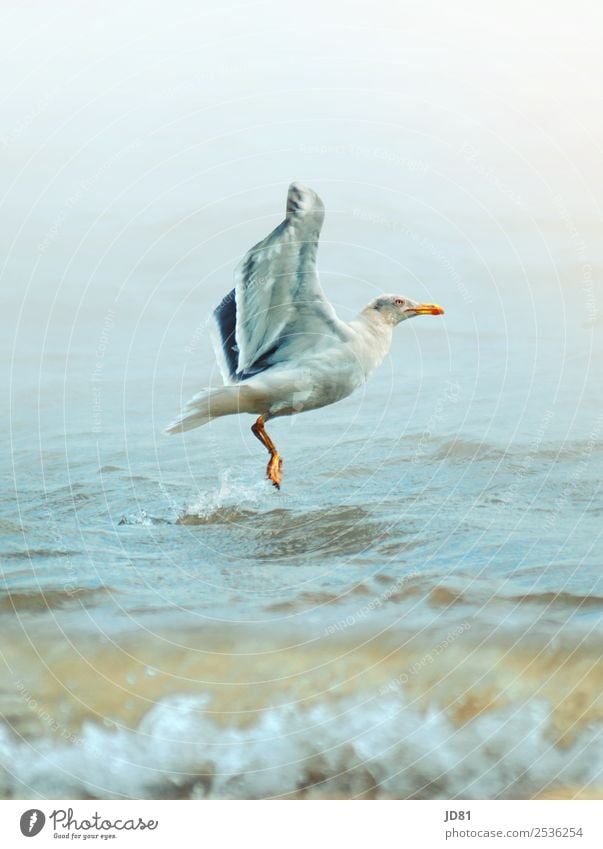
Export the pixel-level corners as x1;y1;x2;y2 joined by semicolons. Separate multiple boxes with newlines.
166;183;444;488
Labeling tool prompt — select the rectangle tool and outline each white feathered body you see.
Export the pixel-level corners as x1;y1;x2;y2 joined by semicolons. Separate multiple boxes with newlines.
165;309;393;433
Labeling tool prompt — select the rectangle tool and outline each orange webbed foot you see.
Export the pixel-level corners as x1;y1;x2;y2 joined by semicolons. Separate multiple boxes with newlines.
266;452;283;489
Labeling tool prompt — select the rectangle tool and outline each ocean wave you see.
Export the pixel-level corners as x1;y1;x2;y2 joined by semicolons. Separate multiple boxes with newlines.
0;587;116;613
431;437;603;463
2;621;603;799
170;474;386;558
381;581;603;612
255;507;383;560
1;689;601;800
2;548;81;560
177;508;260;526
118;511;172;526
0;519;25;534
507;591;603;609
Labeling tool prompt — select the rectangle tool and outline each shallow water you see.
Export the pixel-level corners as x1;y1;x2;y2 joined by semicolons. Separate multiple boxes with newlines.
1;0;603;799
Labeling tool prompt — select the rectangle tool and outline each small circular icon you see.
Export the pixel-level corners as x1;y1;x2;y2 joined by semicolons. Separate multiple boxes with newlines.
20;810;45;837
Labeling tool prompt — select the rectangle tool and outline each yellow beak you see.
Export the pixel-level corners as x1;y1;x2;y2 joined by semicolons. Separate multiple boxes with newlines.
414;303;445;315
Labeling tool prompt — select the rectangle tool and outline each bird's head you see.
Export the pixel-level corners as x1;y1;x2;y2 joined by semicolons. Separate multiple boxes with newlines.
370;294;445;326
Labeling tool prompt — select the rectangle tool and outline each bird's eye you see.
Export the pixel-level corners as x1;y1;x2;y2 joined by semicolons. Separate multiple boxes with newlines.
395;298;405;306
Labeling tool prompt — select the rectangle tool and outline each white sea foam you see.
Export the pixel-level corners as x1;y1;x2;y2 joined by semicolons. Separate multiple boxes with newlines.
1;691;602;800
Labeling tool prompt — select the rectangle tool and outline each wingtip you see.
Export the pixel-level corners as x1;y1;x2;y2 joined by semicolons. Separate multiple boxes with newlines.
286;182;323;222
288;180;311;194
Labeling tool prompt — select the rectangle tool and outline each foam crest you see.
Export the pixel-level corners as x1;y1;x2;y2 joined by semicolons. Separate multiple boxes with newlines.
2;690;602;800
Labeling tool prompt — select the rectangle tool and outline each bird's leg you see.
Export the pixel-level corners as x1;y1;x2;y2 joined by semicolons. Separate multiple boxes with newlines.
251;416;283;489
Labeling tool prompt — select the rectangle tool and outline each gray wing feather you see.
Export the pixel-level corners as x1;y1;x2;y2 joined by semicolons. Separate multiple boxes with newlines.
233;183;349;377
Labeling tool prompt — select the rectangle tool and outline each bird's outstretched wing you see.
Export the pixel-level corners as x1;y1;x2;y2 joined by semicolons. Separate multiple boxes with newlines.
212;182;350;383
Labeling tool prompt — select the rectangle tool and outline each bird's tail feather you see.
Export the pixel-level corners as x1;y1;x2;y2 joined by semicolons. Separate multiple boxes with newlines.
165;386;253;434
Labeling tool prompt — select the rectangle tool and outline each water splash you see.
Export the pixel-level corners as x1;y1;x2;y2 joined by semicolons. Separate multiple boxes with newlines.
177;472;273;525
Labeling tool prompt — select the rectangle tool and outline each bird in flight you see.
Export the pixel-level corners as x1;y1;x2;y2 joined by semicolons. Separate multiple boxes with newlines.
166;183;444;488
